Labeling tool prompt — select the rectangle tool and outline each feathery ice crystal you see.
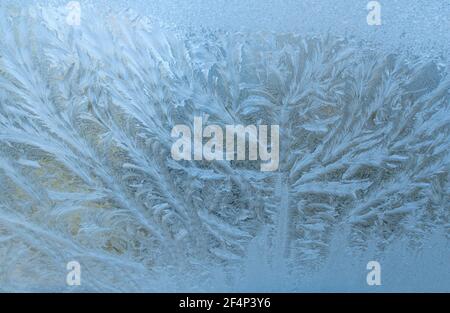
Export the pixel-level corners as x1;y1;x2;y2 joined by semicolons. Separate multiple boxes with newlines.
0;5;449;291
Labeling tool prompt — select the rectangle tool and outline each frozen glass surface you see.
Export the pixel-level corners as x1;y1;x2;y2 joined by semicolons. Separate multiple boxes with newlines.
0;0;448;292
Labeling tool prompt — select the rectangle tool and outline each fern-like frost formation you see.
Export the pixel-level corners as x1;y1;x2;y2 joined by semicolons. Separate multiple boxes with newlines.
0;5;449;291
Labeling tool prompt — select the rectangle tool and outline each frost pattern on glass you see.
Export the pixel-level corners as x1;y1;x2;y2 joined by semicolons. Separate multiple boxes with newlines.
0;5;449;292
